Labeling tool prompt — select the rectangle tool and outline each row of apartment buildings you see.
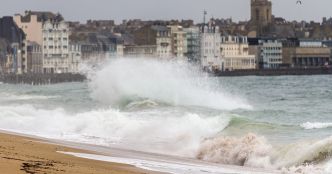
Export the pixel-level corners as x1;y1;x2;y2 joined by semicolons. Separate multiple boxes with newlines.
0;11;81;74
249;38;331;69
1;10;331;75
123;22;257;72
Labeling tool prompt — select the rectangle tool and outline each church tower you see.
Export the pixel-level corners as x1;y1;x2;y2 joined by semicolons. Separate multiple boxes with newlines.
250;0;272;36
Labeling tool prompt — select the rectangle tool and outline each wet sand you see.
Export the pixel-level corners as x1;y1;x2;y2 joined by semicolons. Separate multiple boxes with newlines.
0;132;161;174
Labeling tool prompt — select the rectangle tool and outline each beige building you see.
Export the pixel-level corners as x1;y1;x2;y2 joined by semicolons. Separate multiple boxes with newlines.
14;12;44;45
169;25;187;59
283;47;330;68
221;35;256;71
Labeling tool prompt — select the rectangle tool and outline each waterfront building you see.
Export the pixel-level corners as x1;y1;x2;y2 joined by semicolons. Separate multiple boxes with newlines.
14;11;44;45
42;17;70;73
299;40;323;48
258;39;283;69
0;16;26;74
200;22;223;71
154;26;172;58
221;35;256;71
68;43;82;73
26;42;43;73
75;33;124;62
169;25;187;59
183;27;200;62
283;47;331;68
124;45;157;58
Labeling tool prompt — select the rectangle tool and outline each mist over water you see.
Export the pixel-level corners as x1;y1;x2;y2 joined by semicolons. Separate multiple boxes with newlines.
0;58;332;173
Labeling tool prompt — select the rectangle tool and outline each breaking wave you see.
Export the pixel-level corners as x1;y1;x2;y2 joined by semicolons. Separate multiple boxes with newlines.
87;58;251;110
0;104;230;157
301;122;332;130
197;133;332;173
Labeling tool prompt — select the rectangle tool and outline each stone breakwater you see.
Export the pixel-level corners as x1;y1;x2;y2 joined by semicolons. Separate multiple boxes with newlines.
214;67;332;77
0;73;86;85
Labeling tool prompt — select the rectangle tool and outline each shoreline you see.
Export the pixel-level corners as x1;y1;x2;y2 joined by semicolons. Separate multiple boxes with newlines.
0;131;162;174
0;130;280;174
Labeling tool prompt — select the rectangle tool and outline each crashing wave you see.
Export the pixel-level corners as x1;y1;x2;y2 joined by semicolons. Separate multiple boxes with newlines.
87;58;252;111
197;133;332;173
0;104;230;157
197;133;273;168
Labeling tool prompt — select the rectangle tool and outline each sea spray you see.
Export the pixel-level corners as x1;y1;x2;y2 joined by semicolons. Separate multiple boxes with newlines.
197;133;273;168
87;58;252;110
197;133;332;172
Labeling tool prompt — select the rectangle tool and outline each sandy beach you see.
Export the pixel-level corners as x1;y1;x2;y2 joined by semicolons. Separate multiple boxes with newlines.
0;132;160;174
0;130;280;174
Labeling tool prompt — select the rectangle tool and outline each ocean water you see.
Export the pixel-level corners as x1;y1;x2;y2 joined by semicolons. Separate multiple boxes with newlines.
0;58;332;173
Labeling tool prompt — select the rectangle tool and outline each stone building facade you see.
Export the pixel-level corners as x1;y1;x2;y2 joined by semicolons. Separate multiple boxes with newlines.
221;35;256;71
250;0;272;36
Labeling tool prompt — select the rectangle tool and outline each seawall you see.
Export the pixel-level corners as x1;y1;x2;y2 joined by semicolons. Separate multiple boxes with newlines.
0;73;86;85
215;67;332;77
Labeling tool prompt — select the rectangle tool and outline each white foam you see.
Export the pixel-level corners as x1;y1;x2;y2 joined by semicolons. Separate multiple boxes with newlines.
325;160;332;173
0;92;57;101
197;133;273;169
59;151;271;174
88;58;252;111
301;122;332;130
0;104;229;157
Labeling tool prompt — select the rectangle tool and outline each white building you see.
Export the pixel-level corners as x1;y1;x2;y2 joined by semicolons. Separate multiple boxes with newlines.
259;39;283;69
300;40;323;48
42;19;70;73
200;24;223;71
221;35;256;71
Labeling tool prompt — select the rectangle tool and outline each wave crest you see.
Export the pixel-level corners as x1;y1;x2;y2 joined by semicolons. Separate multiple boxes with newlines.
301;122;332;130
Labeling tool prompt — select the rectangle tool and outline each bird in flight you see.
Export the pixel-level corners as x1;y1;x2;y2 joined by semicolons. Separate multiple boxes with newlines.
296;0;302;5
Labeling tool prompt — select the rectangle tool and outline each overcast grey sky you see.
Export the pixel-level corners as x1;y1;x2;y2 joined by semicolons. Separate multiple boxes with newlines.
0;0;331;24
